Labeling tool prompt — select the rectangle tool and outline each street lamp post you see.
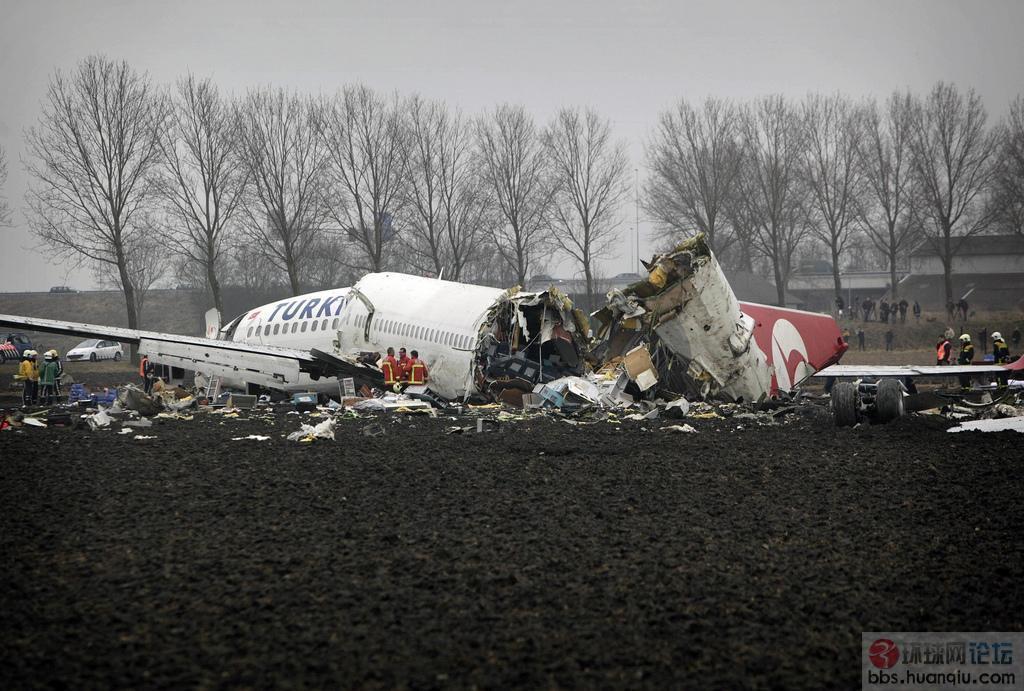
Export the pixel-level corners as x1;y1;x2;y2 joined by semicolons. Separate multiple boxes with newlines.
634;168;640;273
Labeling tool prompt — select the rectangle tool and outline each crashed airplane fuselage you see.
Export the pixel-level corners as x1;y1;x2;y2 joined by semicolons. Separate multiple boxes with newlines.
0;234;847;404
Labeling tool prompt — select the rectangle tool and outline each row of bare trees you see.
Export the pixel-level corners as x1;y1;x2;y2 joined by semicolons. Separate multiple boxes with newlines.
17;57;1024;329
645;85;1023;305
21;56;632;329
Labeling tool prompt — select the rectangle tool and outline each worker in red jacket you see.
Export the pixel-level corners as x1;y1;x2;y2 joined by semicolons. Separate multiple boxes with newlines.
396;347;411;383
380;347;400;391
408;350;429;386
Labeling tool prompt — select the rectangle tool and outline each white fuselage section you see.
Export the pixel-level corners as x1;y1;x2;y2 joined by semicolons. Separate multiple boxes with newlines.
218;276;509;398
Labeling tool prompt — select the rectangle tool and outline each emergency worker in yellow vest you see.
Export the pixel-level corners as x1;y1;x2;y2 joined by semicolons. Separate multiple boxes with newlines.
18;350;38;406
381;347;400;391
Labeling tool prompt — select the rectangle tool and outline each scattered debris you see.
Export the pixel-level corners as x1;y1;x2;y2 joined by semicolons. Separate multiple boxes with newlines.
231;435;272;441
123;418;153;428
947;416;1024;434
85;408;113;429
133;435;157;440
117;385;163;416
662;424;697;433
361;422;386;437
286;418;336;442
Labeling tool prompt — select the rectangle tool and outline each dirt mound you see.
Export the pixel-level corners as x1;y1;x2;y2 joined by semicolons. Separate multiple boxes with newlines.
1;409;1021;688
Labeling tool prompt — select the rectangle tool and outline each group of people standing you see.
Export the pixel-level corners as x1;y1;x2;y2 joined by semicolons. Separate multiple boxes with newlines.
379;347;429;391
935;329;1012;389
17;349;64;406
838;295;919;324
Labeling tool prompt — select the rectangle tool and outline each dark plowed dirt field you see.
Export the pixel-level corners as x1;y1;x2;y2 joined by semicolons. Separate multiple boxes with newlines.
2;396;1022;690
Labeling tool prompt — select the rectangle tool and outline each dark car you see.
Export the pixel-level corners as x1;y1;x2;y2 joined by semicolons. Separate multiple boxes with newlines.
1;333;34;362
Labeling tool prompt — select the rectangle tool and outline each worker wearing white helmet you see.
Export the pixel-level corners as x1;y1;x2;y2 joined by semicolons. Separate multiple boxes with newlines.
45;349;64;398
957;334;975;390
991;332;1010;364
18;350;39;406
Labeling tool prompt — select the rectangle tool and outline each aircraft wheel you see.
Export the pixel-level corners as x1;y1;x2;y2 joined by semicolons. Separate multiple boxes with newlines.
875;379;904;423
832;382;859;427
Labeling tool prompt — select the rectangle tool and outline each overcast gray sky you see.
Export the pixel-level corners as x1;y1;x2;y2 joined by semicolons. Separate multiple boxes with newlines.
1;0;1022;292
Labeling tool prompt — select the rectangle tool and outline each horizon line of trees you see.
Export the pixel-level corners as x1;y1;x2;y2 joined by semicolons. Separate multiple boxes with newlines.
6;55;1024;330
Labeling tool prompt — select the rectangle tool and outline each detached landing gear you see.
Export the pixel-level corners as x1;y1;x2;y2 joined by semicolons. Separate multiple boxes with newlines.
832;379;906;427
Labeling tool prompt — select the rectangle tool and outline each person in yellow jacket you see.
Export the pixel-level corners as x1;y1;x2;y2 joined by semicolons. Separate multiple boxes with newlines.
957;334;975;390
18;350;39;406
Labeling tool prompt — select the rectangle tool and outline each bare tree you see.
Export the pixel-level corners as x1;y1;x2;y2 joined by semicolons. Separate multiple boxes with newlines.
158;74;246;316
225;241;286;292
992;96;1024;237
858;92;920;299
645;97;744;254
304;235;357;290
475;104;552;286
236;87;329;296
802;93;865;299
317;85;407;273
0;145;11;226
24;55;168;335
544;107;630;308
94;225;169;327
737;95;809;305
402;95;489;279
909;82;1000;303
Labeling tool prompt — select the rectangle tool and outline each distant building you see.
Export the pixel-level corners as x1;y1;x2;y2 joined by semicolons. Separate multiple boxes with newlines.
902;234;1024;309
909;234;1024;275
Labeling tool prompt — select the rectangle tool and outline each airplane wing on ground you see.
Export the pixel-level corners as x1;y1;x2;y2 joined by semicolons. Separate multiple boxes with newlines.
813;362;1017;378
0;313;382;391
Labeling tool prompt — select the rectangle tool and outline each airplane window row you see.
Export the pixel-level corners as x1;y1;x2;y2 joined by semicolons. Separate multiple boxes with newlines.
246;317;341;339
350;313;474;350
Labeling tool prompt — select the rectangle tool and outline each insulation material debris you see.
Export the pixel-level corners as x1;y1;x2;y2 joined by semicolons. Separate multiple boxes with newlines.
286;418;337;442
662;424;697;433
947;417;1024;434
232;435;272;441
86;408;113;429
351;394;433;413
663;399;691;418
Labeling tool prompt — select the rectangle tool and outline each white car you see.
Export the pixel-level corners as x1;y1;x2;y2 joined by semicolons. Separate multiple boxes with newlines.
66;339;124;362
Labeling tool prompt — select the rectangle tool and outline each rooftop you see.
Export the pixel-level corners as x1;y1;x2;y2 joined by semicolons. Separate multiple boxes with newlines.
910;234;1024;257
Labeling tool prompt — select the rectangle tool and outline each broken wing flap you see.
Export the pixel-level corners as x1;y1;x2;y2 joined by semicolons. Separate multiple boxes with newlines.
814;363;1022;379
140;337;305;390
